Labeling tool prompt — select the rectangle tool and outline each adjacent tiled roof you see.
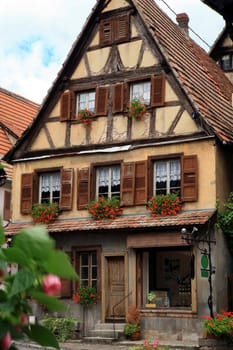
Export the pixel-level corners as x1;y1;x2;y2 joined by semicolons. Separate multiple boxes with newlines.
0;87;39;178
4;209;216;236
134;0;233;142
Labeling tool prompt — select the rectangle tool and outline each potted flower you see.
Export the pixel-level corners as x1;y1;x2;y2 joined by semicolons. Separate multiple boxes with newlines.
77;109;94;127
127;98;147;121
124;305;141;340
73;285;98;307
87;196;123;220
147;192;182;217
202;310;233;341
145;292;156;308
31;202;59;224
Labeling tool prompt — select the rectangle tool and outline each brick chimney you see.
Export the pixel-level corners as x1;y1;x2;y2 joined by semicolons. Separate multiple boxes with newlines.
176;13;189;35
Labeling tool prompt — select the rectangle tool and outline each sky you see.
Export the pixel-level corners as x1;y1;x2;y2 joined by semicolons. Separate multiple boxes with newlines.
0;0;225;104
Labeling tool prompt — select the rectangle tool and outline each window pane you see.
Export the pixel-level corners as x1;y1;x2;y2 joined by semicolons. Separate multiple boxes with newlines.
39;172;60;204
80;253;88;265
131;81;150;104
77;91;95;113
154;159;181;195
96;165;120;198
81;267;88;280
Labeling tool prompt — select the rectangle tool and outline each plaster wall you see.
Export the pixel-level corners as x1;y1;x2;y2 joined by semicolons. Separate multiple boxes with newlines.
12;139;216;223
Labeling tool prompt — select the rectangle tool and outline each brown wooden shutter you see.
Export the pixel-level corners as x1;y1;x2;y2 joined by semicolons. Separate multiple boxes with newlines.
151;75;165;107
77;168;90;209
60;90;75;121
4;191;11;221
182;155;198;202
135;161;147;205
60;168;73;211
95;86;109;116
21;173;33;214
121;162;135;206
99;18;114;46
112;83;124;113
60;252;72;298
115;14;130;42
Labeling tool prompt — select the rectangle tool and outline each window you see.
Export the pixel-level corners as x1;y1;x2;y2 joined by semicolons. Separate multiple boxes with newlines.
79;251;97;288
76;91;95;114
221;54;233;71
130;81;151;104
96;165;121;198
39;172;60;204
99;14;130;46
153;159;181;195
141;247;192;308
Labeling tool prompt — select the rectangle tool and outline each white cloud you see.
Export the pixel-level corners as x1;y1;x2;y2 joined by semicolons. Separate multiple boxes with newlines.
0;0;224;104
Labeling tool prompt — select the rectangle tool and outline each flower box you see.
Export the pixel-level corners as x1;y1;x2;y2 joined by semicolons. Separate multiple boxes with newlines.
127;98;147;121
31;202;59;224
147;192;182;217
87;196;123;220
77;109;94;127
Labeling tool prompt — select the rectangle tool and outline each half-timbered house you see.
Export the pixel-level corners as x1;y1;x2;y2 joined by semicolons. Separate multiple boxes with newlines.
4;0;233;343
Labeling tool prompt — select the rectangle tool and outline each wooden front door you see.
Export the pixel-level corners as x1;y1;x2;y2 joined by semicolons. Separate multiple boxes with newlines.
106;256;125;319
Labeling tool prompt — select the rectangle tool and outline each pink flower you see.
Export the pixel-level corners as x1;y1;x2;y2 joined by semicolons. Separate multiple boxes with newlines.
21;313;28;326
0;332;11;350
42;274;61;296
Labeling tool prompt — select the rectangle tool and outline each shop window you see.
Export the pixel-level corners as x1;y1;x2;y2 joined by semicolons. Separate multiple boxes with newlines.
142;247;192;308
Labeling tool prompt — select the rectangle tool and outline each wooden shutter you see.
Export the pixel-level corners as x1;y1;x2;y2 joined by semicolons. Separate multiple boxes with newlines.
151;75;165;107
99;18;114;46
121;162;135;206
115;14;130;43
182;155;198;202
77;168;90;209
95;86;109;116
60;252;72;298
4;191;11;221
21;173;33;214
60;168;73;211
135;161;147;205
112;83;124;113
60;90;75;121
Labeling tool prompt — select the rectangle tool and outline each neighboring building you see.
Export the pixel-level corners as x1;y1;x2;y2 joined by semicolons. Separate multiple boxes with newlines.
0;87;39;226
4;0;233;344
209;27;233;84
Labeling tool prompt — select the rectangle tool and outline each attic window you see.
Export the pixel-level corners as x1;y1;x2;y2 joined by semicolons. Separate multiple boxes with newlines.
130;81;151;105
99;14;130;46
76;91;96;114
221;54;233;71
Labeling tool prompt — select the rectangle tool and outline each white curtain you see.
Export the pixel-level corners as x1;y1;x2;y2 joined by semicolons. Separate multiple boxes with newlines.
155;160;180;183
170;160;181;181
98;166;120;187
41;173;60;192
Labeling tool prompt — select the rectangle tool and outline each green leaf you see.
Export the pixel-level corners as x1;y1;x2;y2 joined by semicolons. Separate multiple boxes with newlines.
0;219;4;246
13;226;55;261
44;250;78;279
3;247;29;266
24;324;60;349
9;269;35;297
29;290;66;311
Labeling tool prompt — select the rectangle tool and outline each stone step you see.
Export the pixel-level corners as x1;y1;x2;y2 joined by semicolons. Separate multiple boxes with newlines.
82;336;115;344
94;322;125;331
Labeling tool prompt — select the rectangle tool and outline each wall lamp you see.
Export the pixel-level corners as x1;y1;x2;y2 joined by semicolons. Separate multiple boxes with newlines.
181;223;216;318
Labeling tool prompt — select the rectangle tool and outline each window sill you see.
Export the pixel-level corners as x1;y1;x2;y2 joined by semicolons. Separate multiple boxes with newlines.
141;308;197;318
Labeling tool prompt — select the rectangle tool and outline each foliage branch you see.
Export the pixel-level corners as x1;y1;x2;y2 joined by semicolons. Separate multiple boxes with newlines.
218;192;233;255
0;223;78;349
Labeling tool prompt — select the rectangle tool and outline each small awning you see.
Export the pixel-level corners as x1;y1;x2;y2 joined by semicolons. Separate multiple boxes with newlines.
4;209;216;236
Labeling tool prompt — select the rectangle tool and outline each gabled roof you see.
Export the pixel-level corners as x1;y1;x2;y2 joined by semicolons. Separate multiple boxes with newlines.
4;0;233;163
0;87;39;178
134;0;233;143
